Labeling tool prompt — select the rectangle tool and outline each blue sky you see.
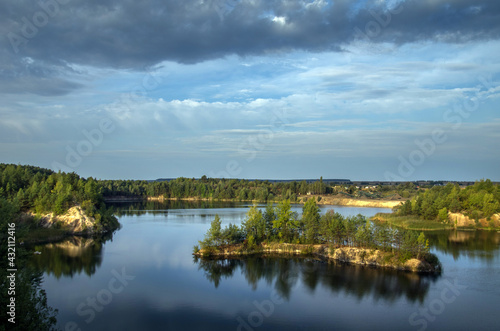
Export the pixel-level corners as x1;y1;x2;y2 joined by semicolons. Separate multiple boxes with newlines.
1;0;499;180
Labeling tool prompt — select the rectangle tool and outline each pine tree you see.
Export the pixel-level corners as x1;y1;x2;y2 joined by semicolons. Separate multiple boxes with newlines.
302;198;320;244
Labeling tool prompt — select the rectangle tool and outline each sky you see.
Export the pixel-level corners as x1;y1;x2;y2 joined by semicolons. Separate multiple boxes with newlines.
1;0;499;181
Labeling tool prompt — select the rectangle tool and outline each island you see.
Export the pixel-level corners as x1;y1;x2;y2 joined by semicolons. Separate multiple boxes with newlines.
193;199;441;273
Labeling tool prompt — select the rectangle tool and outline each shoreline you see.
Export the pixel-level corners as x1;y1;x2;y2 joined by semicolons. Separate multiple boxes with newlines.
373;212;500;231
144;195;403;209
194;243;441;273
18;206;120;245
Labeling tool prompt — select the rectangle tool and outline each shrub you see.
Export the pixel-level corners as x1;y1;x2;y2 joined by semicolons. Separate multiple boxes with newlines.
246;234;257;250
302;245;315;255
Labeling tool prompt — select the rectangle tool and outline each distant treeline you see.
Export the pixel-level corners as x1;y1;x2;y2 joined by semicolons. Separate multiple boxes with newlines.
394;180;500;221
100;176;329;201
197;199;432;262
0;164;117;231
100;176;421;201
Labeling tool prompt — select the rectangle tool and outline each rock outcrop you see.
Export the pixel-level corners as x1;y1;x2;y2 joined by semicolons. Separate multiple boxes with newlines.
32;206;103;235
448;212;500;228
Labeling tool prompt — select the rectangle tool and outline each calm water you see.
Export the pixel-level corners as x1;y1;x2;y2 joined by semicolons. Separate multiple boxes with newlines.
31;201;500;331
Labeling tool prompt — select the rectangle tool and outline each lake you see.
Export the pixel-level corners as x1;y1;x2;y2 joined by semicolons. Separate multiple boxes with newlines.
31;201;500;331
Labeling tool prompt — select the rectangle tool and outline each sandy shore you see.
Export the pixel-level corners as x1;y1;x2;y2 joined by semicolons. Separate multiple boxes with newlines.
147;195;404;209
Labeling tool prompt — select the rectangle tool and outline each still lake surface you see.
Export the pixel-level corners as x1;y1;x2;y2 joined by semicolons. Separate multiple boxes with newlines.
32;201;500;331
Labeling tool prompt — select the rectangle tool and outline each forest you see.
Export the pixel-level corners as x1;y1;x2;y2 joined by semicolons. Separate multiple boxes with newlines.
0;164;118;233
394;180;500;221
195;199;433;263
3;163;499;233
101;176;329;201
100;176;421;201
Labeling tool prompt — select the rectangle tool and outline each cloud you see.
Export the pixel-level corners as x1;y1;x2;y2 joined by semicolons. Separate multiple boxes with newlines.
1;0;498;98
1;0;499;71
1;0;498;180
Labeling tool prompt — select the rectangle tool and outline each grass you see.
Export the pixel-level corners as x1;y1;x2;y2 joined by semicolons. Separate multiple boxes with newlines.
372;213;454;231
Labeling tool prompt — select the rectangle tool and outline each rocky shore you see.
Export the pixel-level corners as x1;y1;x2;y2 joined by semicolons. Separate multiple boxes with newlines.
194;243;441;273
26;206;117;236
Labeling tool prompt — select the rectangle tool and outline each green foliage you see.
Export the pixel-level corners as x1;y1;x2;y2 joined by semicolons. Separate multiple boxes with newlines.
302;198;320;243
438;207;448;222
319;210;346;245
221;223;244;245
197;205;433;262
417;232;430;259
394;180;500;224
263;202;276;238
273;200;299;242
200;214;223;249
99;176;340;202
241;205;267;243
0;201;58;330
0;164;119;234
246;234;257;250
374;225;391;251
355;222;373;248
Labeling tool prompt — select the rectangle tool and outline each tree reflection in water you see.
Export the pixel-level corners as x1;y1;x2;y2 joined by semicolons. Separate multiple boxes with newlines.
110;200;242;217
425;230;500;262
29;232;114;278
194;255;440;304
1;247;59;330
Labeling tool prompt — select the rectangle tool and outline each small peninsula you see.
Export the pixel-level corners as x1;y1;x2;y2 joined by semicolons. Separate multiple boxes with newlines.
0;164;120;244
373;180;500;231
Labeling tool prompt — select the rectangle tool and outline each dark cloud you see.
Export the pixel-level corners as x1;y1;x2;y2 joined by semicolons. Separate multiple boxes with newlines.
1;0;499;77
0;50;83;96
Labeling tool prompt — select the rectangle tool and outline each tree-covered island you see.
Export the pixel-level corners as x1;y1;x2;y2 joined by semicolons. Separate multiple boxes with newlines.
193;199;441;273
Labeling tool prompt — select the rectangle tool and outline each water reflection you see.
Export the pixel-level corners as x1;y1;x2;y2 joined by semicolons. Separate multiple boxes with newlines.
426;230;500;262
195;256;439;304
110;200;244;216
30;233;113;278
1;247;58;330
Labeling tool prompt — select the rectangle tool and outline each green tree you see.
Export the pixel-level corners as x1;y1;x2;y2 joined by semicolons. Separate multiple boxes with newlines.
221;223;244;245
320;211;346;245
416;232;430;259
273;200;298;242
263;202;276;238
396;200;412;216
200;214;223;248
355;222;373;248
242;205;266;242
483;193;499;218
374;225;391;251
438;207;449;222
344;214;365;247
302;198;321;243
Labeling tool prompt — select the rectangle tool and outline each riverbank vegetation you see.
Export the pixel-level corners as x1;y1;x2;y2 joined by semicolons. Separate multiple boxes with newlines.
372;213;455;231
0;196;59;330
0;164;119;241
387;180;500;230
194;199;440;272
